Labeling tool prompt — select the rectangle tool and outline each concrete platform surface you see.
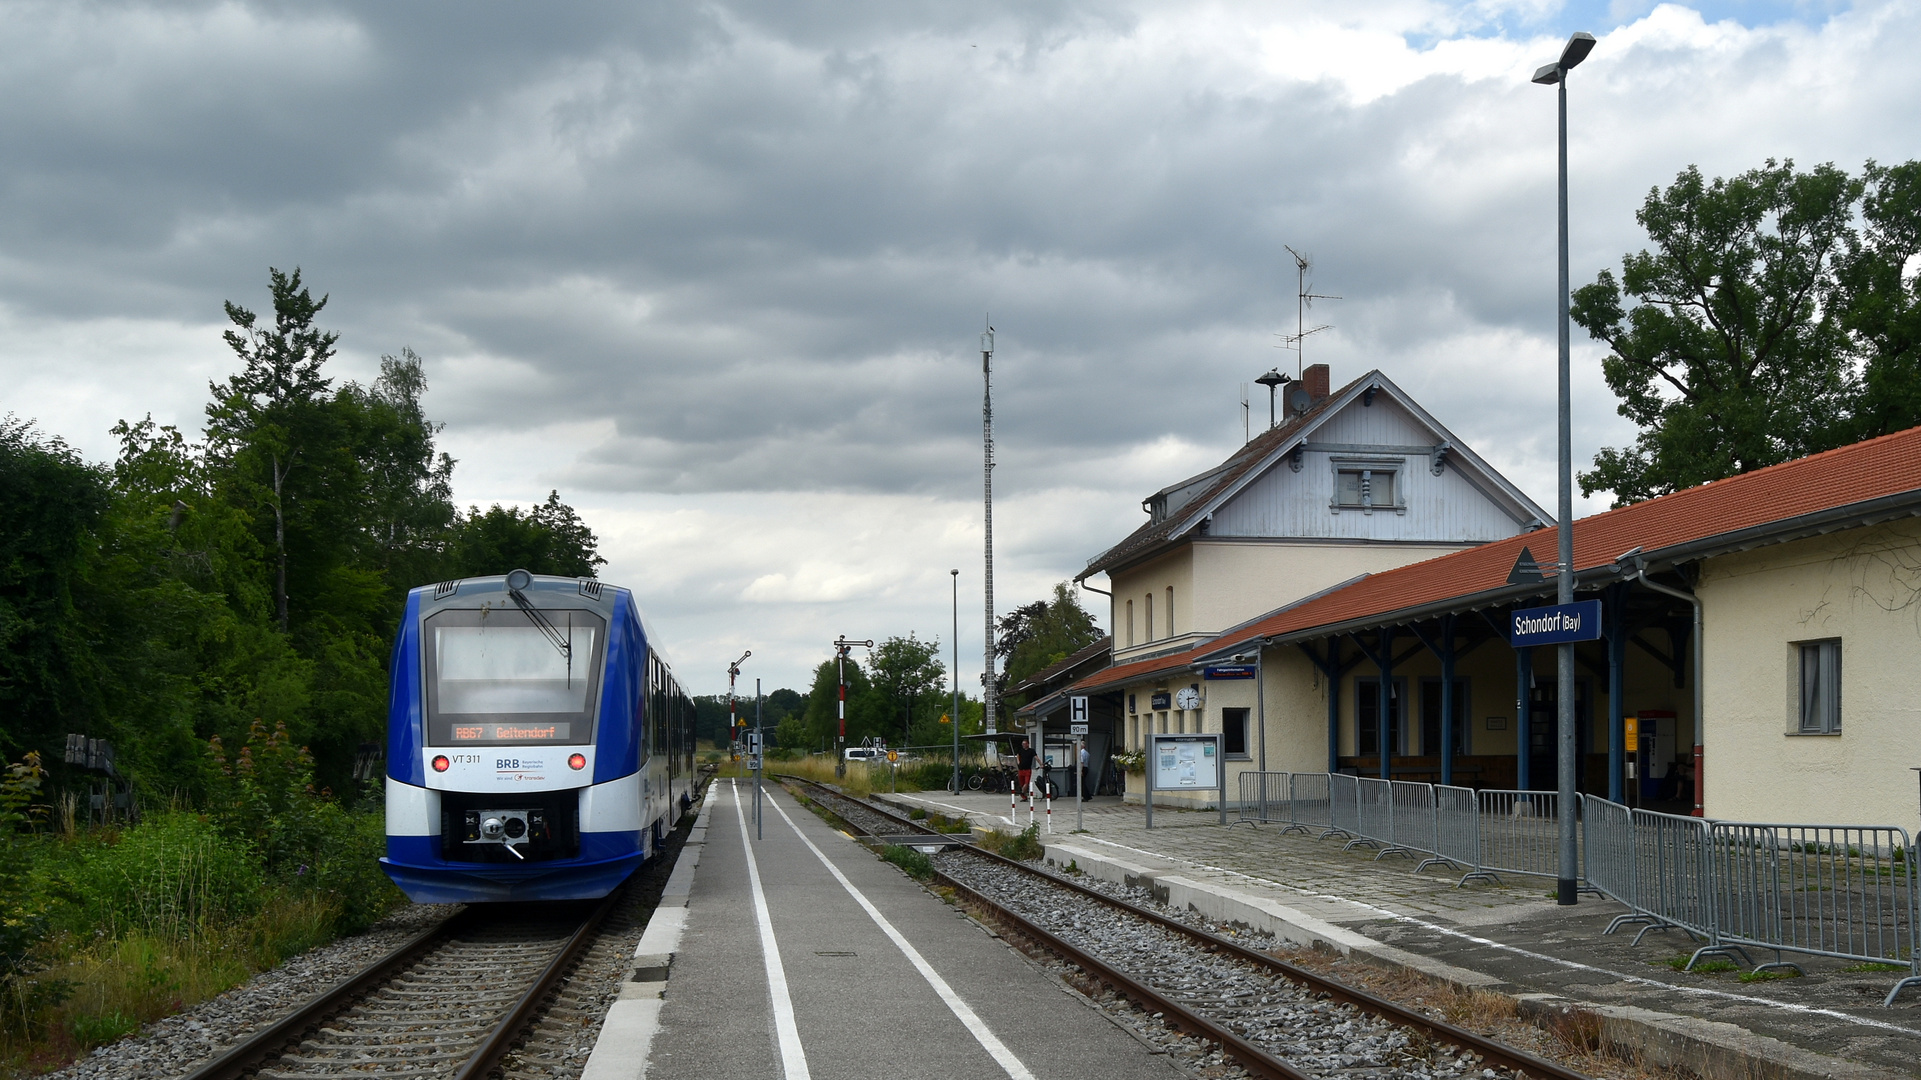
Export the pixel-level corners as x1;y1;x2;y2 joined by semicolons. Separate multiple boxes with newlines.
628;779;1187;1080
884;789;1921;1080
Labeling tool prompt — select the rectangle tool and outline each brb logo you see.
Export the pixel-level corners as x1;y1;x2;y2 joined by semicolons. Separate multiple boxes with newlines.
498;758;520;769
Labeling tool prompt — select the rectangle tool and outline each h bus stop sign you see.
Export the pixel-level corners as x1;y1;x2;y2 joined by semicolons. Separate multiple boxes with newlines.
1069;695;1089;736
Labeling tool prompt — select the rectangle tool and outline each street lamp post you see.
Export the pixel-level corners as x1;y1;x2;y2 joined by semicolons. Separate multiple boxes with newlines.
1533;30;1596;908
952;569;963;794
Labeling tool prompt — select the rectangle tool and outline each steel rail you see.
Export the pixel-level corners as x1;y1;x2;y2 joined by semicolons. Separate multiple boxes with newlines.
179;918;460;1080
938;870;1316;1080
782;775;1592;1080
181;886;625;1080
774;775;943;835
451;883;628;1080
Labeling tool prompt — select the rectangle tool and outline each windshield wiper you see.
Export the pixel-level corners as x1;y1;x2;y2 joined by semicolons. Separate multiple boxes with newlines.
507;579;574;685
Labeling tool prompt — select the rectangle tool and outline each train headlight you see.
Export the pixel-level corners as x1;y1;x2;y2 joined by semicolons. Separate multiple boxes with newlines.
568;753;586;770
432;755;450;772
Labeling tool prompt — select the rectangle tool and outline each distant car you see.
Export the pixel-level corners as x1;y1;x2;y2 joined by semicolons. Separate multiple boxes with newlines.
843;746;884;762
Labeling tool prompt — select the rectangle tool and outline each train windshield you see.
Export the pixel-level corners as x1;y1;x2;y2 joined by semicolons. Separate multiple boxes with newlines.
425;608;606;745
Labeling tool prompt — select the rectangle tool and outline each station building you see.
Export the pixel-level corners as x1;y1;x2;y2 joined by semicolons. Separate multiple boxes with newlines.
1063;377;1921;834
1039;366;1545;787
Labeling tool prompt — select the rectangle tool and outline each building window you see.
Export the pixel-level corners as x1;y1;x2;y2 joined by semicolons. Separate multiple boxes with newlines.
1222;707;1249;757
1419;678;1471;756
1330;458;1404;514
1335;468;1396;510
1166;586;1175;636
1797;639;1841;734
1126;600;1134;646
1356;677;1407;756
1145;592;1155;640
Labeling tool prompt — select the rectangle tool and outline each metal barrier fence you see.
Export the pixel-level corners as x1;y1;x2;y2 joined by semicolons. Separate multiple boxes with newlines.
1580;795;1638;929
1433;784;1492;883
1236;771;1291;824
1387;780;1438;862
1576;796;1921;1005
1284;772;1332;836
1632;806;1719;946
1477;789;1569;881
1709;822;1920;996
1326;772;1361;841
1226;774;1921;1004
1353;777;1393;853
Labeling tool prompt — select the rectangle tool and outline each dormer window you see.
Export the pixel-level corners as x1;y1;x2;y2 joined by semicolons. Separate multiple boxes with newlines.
1336;468;1391;509
1330;457;1405;515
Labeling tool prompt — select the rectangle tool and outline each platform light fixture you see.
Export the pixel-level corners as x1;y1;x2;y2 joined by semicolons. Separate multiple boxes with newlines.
1534;29;1596;908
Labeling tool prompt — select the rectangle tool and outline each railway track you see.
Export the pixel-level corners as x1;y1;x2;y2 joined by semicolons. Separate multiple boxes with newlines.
178;890;619;1080
777;775;1593;1080
180;783;710;1080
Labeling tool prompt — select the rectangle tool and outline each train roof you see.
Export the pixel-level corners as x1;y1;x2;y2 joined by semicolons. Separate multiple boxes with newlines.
411;572;677;674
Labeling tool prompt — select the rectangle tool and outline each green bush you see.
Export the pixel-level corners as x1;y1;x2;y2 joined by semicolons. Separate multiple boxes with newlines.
2;754;58;1039
61;813;265;940
979;824;1044;861
878;844;934;882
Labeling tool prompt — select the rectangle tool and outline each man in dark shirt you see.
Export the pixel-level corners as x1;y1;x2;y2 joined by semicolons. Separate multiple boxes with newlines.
1016;738;1036;798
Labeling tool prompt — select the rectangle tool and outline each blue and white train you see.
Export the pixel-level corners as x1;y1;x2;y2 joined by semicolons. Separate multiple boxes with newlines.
381;570;695;903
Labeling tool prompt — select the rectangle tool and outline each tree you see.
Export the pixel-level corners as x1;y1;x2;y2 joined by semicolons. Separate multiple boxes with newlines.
1835;161;1921;442
865;635;946;742
0;419;110;759
204;268;342;632
341;349;458;594
1572;158;1921;504
801;655;883;750
996;582;1102;706
445;492;605;580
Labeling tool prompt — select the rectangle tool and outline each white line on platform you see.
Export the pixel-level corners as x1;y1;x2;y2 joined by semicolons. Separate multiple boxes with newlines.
897;794;1015;827
766;792;1038;1080
1075;834;1921;1036
732;781;812;1080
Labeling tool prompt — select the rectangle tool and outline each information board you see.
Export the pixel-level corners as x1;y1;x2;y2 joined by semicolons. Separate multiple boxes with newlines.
1150;733;1220;790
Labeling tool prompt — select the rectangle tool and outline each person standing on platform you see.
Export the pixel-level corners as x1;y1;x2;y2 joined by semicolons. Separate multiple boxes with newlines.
1016;738;1036;798
1079;743;1091;801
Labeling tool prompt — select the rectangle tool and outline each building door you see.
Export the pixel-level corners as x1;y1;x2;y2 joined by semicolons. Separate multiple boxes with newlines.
1525;679;1589;792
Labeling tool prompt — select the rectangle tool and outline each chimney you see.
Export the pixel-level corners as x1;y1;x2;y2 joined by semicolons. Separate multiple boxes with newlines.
1303;364;1330;403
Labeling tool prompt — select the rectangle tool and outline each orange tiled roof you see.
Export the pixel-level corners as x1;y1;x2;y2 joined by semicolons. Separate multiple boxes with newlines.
1070;425;1921;692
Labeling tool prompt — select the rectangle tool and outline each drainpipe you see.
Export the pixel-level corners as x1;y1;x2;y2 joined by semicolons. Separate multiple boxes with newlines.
1252;639;1270;774
1633;564;1704;817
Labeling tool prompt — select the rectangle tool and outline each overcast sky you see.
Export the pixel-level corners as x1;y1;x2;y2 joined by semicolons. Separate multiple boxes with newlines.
3;0;1914;698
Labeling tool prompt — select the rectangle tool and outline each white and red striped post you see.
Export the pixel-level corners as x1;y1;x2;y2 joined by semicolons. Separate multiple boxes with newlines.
1045;786;1052;834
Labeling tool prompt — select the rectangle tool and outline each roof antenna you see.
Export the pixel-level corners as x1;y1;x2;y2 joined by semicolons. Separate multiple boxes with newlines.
1239;382;1250;444
1275;245;1340;380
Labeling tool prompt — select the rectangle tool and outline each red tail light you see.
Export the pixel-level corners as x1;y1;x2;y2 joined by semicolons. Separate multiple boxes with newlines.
568;753;586;770
431;755;450;772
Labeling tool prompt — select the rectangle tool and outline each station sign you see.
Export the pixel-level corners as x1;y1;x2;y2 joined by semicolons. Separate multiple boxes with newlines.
1150;690;1172;710
1509;599;1603;646
1202;664;1255;680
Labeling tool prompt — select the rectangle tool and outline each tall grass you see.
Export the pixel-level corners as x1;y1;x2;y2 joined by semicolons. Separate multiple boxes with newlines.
0;806;397;1070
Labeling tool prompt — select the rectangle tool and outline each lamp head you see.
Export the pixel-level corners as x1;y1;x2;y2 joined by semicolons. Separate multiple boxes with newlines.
1561;31;1597;69
1533;31;1595;84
